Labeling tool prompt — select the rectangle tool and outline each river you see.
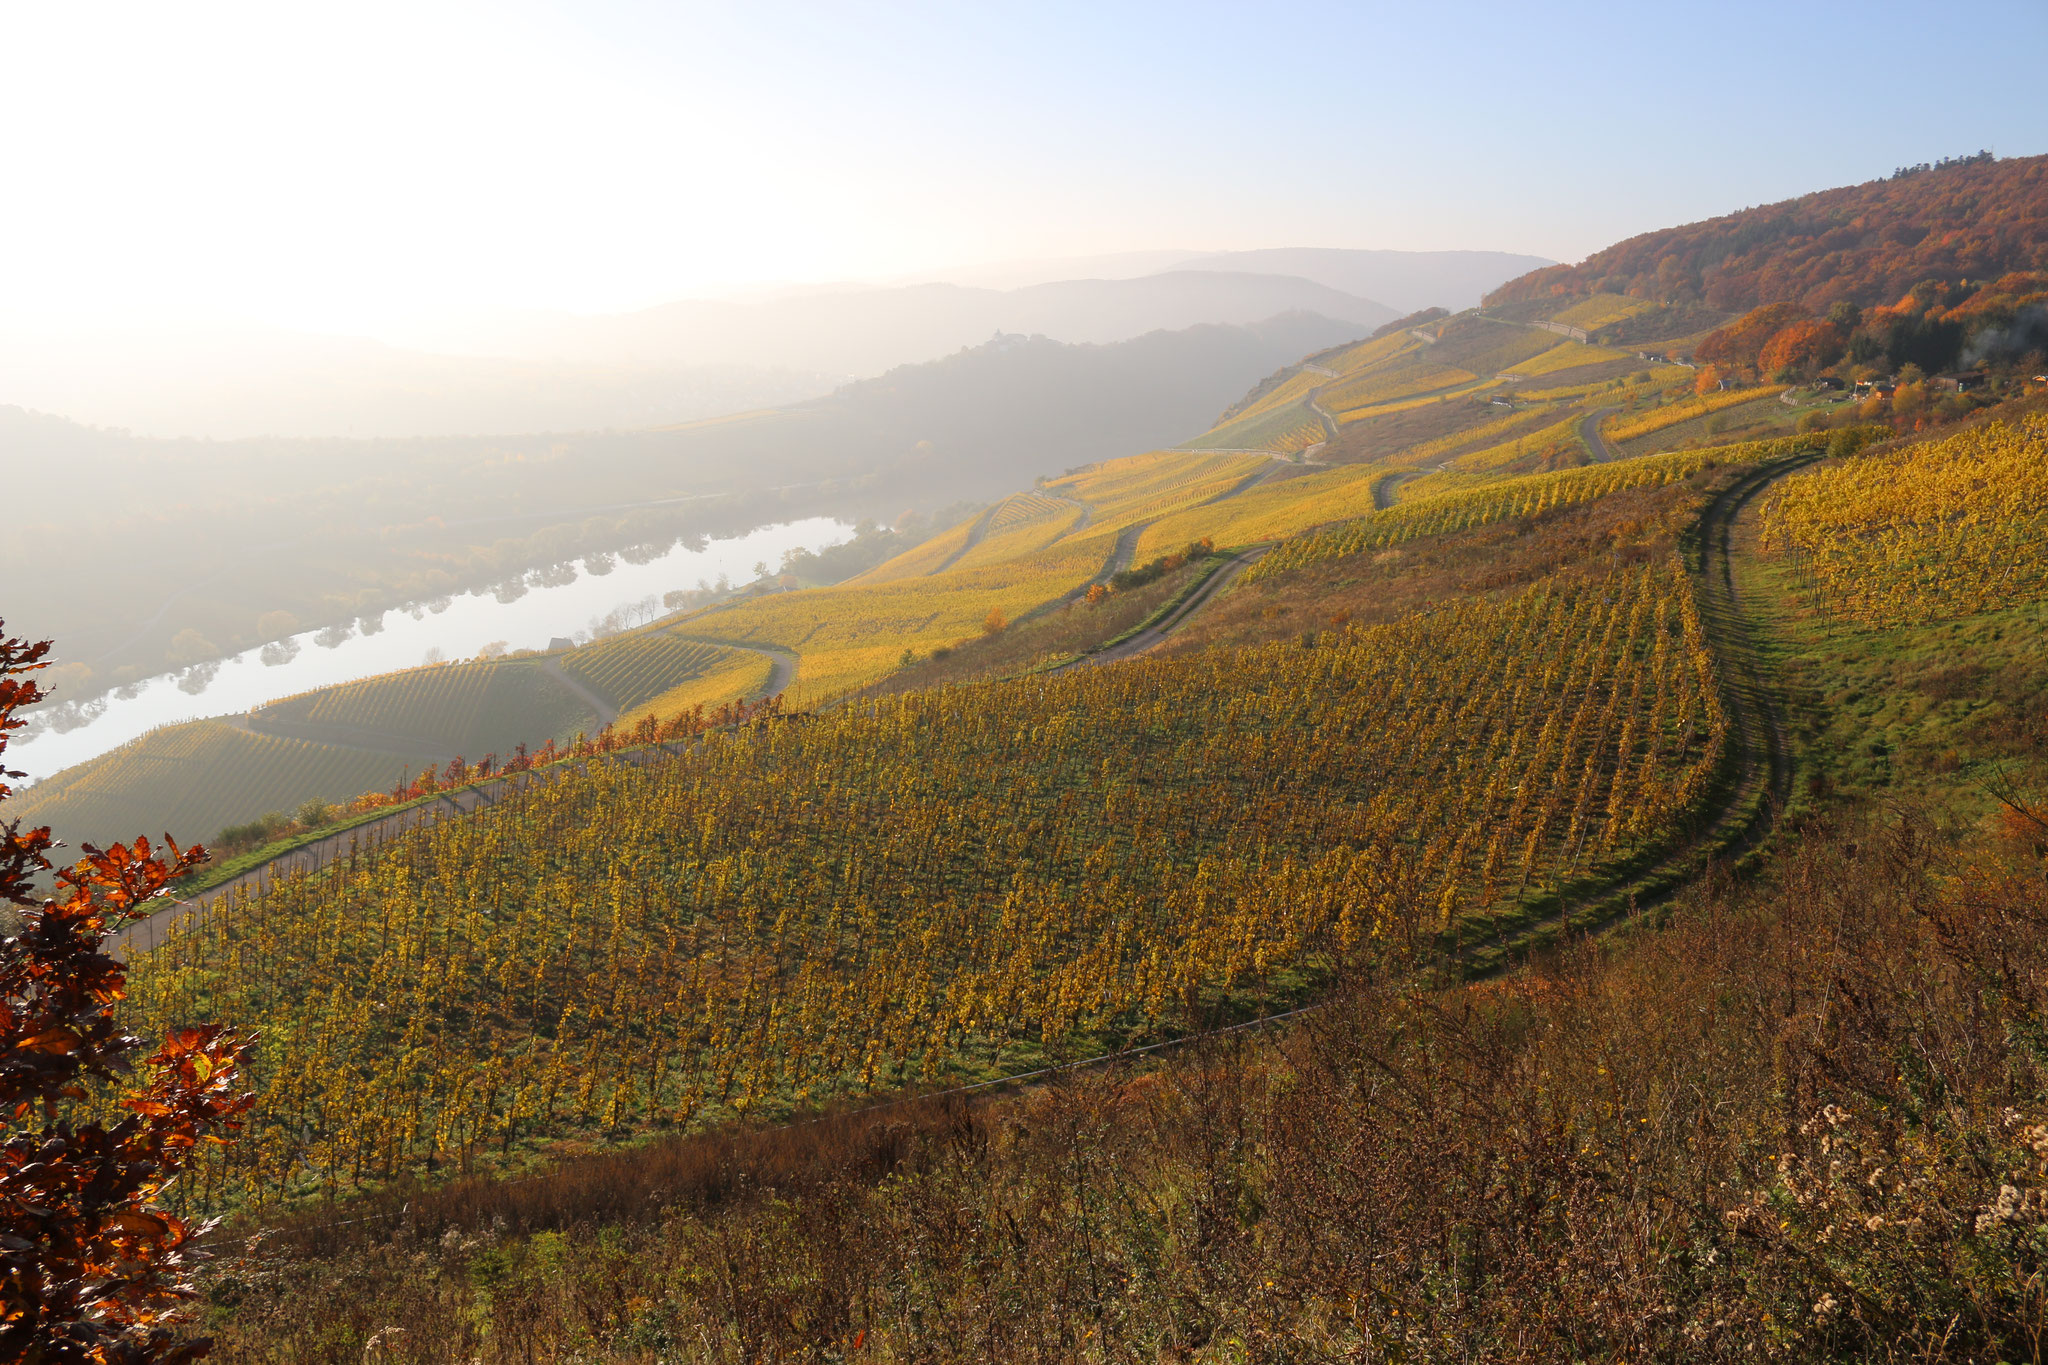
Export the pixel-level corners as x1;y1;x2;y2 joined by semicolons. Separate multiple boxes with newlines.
13;516;852;786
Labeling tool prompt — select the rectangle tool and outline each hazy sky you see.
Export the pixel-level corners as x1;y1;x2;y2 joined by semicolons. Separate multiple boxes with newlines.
7;0;2045;336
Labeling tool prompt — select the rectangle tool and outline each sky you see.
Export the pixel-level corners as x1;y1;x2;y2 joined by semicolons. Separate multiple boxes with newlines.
5;0;2046;338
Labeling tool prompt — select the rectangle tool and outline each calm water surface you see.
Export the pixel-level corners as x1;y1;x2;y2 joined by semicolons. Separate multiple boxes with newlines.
16;516;851;785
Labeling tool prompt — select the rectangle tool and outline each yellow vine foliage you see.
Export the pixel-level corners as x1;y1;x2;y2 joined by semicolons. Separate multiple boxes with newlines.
1760;414;2048;628
130;559;1724;1209
1604;385;1775;443
1248;434;1834;583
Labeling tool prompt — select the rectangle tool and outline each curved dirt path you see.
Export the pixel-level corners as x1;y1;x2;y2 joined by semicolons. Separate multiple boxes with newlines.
1456;453;1811;972
1372;468;1426;510
746;643;797;698
538;657;619;726
1306;387;1341;443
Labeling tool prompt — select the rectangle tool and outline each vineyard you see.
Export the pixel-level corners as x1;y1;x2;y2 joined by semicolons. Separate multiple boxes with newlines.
1392;405;1554;467
948;498;1087;574
562;633;750;711
1311;329;1418;375
1248;434;1843;583
1321;361;1478;420
695;534;1109;701
616;645;774;729
1549;292;1663;330
1181;402;1326;453
270;659;594;755
986;491;1075;530
1760;413;2048;628
1603;384;1779;443
843;511;984;584
7;718;402;855
1421;317;1562;374
1130;461;1392;561
131;555;1726;1208
1501;338;1635;378
1045;450;1271;525
1218;367;1328;426
1413;412;1589;485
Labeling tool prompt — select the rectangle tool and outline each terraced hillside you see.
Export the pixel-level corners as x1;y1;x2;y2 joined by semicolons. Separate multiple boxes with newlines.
262;659;593;755
5;719;406;856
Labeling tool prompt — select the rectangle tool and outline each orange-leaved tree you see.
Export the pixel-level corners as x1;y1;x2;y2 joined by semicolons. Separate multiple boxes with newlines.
0;621;253;1363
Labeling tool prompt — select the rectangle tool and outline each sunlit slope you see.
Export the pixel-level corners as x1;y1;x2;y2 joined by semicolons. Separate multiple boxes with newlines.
1172;310;1697;461
9;719;403;855
1130;463;1393;560
616;647;775;729
14;294;1785;857
132;553;1726;1203
1762;413;2048;629
1248;432;1861;583
689;452;1270;699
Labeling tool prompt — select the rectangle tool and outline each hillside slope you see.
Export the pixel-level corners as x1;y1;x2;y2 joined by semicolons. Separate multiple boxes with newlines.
4;312;1361;696
424;271;1399;378
36;159;2047;1364
1489;152;2048;311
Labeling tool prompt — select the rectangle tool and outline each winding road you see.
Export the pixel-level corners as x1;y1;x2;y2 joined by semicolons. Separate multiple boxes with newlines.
1072;547;1272;668
1577;405;1623;463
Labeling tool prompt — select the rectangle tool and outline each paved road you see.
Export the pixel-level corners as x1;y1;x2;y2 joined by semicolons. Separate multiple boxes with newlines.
1578;405;1623;463
1058;546;1273;672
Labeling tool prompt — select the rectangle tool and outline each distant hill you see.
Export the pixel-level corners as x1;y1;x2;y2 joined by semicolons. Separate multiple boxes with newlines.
1487;152;2048;312
1;273;1395;441
3;310;1365;689
454;271;1398;378
0;324;834;441
1174;248;1554;314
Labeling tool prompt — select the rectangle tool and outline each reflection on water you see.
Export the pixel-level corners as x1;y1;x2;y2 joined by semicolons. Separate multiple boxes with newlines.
16;516;851;785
